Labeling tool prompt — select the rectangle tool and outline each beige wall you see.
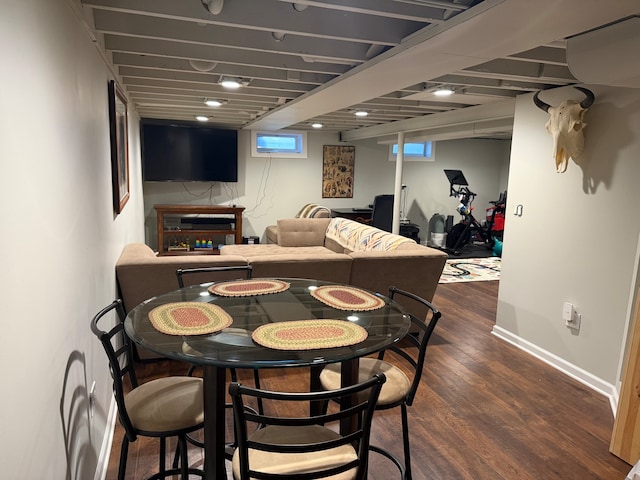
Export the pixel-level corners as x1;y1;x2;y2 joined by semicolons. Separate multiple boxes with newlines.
143;132;510;248
495;86;640;403
0;0;144;478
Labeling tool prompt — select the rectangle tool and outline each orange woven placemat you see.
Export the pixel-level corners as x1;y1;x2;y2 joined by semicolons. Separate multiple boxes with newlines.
310;285;385;311
252;319;368;350
148;302;233;335
208;279;290;297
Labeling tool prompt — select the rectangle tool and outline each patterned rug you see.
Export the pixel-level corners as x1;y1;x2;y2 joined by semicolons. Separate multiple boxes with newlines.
439;257;501;283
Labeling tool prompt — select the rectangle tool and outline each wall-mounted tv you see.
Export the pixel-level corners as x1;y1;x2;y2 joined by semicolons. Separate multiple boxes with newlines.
141;119;238;182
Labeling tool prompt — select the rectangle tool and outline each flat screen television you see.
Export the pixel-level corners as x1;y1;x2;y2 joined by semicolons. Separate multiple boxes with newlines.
141;120;238;182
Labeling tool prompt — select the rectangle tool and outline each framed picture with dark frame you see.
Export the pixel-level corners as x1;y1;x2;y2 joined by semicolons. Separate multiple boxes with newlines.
108;79;129;214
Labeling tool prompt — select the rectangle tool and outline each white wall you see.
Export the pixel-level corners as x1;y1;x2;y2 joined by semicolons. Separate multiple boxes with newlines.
0;0;144;478
495;86;640;395
143;131;510;248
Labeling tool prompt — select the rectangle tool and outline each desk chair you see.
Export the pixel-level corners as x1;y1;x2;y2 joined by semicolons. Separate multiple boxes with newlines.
91;300;204;480
229;374;386;480
371;194;394;232
319;287;441;480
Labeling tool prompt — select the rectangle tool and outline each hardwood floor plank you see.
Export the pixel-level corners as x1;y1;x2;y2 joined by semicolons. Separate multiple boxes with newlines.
106;281;632;479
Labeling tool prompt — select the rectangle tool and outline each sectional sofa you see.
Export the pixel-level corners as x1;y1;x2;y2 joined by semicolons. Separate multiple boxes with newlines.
116;217;447;359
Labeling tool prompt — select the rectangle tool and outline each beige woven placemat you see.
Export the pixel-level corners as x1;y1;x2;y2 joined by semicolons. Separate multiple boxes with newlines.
208;279;290;297
310;285;385;311
148;302;232;335
252;319;368;350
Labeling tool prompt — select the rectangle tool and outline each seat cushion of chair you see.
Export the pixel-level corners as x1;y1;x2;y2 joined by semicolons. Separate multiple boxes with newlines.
125;376;204;432
232;424;357;479
319;358;410;406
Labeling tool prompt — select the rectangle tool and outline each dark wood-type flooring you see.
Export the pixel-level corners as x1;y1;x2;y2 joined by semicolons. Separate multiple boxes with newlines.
106;281;632;479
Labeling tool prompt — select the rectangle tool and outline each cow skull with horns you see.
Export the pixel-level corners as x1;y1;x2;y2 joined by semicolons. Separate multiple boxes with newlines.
533;87;595;173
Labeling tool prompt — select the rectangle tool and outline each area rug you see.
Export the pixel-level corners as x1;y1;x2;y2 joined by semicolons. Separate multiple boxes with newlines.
439;257;501;283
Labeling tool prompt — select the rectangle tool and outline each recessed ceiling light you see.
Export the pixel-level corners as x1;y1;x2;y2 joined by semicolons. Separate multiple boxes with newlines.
204;98;225;107
196;115;209;122
311;122;323;128
219;77;242;89
354;110;368;117
434;87;454;97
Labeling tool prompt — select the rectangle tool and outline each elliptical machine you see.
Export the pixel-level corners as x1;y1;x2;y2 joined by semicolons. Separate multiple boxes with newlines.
443;169;505;256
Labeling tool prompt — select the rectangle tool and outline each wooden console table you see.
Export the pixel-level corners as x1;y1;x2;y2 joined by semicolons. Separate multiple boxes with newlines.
155;204;244;255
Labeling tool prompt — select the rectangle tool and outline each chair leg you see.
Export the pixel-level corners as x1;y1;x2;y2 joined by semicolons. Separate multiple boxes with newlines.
178;435;189;479
118;437;129;480
401;404;412;480
159;437;166;475
172;437;181;469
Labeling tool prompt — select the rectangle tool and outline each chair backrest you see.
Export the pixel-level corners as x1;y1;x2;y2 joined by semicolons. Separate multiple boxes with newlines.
176;265;253;288
229;374;386;480
387;286;441;405
90;299;139;440
371;194;394;232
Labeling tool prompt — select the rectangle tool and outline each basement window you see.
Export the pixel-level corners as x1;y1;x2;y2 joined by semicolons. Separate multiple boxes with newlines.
251;130;307;158
389;141;435;161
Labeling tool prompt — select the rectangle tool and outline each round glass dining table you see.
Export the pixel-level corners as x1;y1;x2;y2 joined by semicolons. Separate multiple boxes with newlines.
124;277;410;480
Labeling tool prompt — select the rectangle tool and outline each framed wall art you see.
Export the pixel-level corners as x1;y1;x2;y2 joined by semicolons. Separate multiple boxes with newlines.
108;79;130;214
322;145;355;198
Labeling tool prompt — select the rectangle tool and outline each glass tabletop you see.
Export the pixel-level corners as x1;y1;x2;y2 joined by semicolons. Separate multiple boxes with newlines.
124;277;410;369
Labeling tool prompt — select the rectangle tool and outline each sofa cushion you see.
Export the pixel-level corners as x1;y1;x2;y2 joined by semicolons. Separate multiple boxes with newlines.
265;225;279;244
220;244;335;257
244;253;352;284
326;218;415;252
277;218;331;247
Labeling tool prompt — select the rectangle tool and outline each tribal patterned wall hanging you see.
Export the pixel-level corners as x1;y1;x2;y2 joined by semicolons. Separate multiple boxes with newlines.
322;145;354;198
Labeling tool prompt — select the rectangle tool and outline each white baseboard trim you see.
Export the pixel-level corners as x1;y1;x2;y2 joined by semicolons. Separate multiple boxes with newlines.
491;325;619;415
94;396;118;480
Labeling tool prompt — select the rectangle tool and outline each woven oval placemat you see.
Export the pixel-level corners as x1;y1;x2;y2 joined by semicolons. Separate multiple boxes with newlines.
148;302;233;335
310;285;385;311
252;319;368;350
208;279;290;297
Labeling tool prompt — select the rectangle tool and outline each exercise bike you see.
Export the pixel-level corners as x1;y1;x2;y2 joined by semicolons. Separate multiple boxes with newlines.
443;169;506;256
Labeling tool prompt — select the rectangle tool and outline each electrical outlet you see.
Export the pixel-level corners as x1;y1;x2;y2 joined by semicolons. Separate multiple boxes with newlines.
89;381;96;418
566;313;581;330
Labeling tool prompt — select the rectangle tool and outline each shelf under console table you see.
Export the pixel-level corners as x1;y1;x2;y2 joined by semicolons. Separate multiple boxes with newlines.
155;204;245;256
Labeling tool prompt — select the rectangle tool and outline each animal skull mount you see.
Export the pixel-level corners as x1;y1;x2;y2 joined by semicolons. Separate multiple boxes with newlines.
533;87;595;173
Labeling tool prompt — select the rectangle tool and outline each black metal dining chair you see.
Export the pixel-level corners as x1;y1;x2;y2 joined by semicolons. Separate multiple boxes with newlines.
229;374;386;480
174;265;261;391
319;286;441;480
174;264;263;460
90;299;204;480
